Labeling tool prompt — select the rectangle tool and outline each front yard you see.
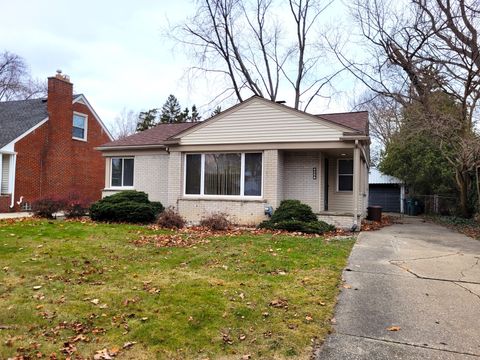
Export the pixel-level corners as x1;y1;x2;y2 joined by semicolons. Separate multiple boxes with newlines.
0;219;353;359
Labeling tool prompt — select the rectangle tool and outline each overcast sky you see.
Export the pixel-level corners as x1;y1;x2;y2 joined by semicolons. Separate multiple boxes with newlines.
0;0;359;129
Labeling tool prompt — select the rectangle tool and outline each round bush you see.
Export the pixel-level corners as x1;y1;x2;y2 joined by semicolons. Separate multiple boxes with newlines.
258;200;335;234
270;200;318;223
100;190;150;204
89;191;161;224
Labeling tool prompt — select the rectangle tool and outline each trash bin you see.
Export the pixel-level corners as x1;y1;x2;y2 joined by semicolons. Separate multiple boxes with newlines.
367;206;382;221
406;199;419;216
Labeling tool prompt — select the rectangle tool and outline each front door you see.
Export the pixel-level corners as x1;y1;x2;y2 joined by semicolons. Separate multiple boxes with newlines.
324;158;329;211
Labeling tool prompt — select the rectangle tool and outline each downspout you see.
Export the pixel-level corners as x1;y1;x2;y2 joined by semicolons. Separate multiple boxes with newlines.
9;153;16;209
352;140;360;230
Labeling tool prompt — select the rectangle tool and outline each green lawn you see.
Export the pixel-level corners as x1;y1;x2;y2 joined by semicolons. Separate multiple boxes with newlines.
0;219;353;359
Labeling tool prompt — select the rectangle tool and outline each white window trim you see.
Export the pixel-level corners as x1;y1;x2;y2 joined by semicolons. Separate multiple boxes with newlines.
183;152;263;199
72;111;88;141
337;158;353;192
109;157;135;189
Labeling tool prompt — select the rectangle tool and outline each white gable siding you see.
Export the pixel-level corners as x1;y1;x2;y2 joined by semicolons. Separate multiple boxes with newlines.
179;100;344;145
1;155;10;194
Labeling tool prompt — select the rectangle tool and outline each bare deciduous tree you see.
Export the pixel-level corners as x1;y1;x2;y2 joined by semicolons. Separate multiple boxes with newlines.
111;108;138;140
172;0;342;110
332;0;480;216
354;92;402;149
0;51;45;101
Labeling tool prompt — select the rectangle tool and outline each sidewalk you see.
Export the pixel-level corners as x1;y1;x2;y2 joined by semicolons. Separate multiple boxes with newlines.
0;212;32;219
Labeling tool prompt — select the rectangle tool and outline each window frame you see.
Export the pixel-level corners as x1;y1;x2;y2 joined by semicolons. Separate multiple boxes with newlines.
337;158;353;192
183;152;263;199
109;157;135;189
72;112;88;141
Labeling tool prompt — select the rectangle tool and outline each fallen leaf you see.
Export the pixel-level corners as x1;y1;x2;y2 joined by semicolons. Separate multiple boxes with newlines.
305;315;313;322
342;284;352;289
123;341;137;349
387;326;401;331
93;348;112;360
239;334;246;341
33;285;42;290
109;346;120;356
90;298;100;305
269;298;288;309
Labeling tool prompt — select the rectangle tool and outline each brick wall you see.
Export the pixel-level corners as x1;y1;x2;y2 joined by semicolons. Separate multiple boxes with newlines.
283;151;320;212
11;75;110;210
177;199;268;225
0;195;11;212
102;153;170;205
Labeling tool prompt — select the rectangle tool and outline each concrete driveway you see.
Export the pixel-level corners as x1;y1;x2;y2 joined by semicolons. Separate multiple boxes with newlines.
317;217;480;359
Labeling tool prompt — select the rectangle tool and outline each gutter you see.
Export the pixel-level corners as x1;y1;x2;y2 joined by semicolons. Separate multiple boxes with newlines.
340;135;370;141
95;144;167;151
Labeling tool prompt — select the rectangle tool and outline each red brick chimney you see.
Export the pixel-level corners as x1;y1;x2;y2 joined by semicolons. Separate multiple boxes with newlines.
42;70;75;197
47;70;73;119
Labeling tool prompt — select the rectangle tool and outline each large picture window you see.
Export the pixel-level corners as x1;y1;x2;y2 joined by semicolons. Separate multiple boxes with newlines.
338;159;353;191
111;158;134;187
185;153;262;197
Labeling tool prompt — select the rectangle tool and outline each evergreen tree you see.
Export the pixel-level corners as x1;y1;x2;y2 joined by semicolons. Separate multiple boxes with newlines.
190;105;201;122
136;108;158;132
160;94;182;123
211;106;221;117
178;107;190;123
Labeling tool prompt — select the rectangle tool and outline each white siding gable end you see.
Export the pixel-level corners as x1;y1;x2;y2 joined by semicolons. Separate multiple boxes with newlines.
178;98;347;145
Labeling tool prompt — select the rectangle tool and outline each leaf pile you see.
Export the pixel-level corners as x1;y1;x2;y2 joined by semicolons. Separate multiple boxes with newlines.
361;215;394;231
135;226;325;248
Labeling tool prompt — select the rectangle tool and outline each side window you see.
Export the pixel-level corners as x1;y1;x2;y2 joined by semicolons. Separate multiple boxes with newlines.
73;113;87;140
111;158;134;187
338;159;353;191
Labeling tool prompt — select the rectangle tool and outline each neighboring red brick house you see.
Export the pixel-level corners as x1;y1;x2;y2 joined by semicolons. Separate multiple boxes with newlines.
0;72;112;212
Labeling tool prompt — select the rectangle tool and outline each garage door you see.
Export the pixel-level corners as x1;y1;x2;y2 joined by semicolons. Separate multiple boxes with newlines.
369;184;401;212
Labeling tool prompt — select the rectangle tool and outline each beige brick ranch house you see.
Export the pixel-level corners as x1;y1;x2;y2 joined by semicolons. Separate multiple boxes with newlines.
97;96;370;229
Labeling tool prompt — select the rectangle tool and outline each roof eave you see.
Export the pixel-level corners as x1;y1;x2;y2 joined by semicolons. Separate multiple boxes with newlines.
96;144;168;151
340;135;370;141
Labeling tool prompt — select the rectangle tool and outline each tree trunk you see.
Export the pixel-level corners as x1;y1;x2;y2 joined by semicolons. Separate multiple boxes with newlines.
456;170;470;217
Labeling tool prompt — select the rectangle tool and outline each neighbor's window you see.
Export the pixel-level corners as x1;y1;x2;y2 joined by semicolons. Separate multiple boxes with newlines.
338;159;353;191
185;153;262;196
72;113;87;140
111;158;134;187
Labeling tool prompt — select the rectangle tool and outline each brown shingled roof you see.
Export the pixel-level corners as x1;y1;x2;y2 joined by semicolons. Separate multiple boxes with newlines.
316;111;369;134
100;122;198;148
99;101;369;149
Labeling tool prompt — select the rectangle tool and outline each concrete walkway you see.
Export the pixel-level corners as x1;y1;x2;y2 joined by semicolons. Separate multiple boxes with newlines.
0;212;32;219
317;217;480;359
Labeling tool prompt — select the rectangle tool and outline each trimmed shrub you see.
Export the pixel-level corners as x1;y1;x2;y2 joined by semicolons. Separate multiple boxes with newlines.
259;219;334;234
269;200;318;223
151;201;165;215
89;191;161;224
32;197;66;219
64;193;90;219
99;190;149;205
200;212;231;231
258;200;335;234
64;199;89;219
157;207;185;229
